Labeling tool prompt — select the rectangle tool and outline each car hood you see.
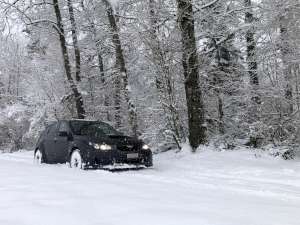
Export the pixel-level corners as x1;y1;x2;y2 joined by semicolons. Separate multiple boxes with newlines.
89;135;142;147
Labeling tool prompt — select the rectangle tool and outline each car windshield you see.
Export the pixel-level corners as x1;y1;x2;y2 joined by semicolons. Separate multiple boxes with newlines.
70;121;122;137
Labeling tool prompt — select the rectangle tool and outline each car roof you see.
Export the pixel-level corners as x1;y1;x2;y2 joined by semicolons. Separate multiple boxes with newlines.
47;119;99;123
45;119;107;129
68;119;99;122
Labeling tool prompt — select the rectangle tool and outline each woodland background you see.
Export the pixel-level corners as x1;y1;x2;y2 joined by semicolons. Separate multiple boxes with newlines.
0;0;299;154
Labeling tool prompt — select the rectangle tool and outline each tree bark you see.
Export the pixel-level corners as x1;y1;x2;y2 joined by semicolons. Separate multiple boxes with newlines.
52;0;85;119
244;0;261;112
280;11;293;115
67;0;81;82
96;45;110;121
176;0;206;150
103;0;138;136
245;0;259;87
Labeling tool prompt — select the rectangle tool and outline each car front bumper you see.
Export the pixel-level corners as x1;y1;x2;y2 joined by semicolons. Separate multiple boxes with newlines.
83;149;153;169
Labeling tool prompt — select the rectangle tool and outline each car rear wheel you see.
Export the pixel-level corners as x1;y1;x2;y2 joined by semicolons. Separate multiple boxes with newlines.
70;150;84;169
34;149;43;164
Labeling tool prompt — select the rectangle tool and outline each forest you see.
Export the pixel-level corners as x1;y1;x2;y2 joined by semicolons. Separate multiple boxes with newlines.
0;0;299;154
1;1;300;225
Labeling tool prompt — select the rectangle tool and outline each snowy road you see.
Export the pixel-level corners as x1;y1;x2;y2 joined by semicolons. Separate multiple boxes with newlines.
0;149;300;225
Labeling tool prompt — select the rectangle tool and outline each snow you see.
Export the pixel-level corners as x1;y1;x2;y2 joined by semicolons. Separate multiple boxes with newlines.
108;0;119;8
0;103;27;123
0;148;300;225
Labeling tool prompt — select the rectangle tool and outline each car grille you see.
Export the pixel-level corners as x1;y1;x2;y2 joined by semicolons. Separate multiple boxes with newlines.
118;144;136;152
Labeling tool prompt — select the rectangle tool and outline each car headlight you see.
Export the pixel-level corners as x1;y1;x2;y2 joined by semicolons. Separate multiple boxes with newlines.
142;144;150;150
90;142;112;151
99;144;112;151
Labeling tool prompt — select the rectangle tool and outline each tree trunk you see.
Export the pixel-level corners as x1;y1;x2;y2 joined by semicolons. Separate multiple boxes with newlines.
176;0;206;150
245;0;261;108
245;0;259;86
81;1;110;121
280;11;293;115
67;0;81;82
96;47;110;121
244;0;261;146
149;0;185;147
213;73;224;135
113;71;122;128
217;93;224;134
52;0;85;119
91;21;110;121
103;0;138;136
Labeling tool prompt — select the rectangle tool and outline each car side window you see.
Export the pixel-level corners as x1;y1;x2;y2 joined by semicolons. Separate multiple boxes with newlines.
58;121;69;133
48;123;58;138
46;126;52;134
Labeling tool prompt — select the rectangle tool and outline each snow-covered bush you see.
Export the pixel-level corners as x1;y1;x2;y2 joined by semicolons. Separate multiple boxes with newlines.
0;103;31;152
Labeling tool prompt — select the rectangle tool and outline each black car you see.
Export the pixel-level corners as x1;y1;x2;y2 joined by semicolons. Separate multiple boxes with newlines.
34;120;153;169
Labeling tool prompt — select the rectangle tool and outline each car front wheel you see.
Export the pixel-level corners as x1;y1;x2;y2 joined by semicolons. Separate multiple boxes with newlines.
70;150;84;169
34;149;44;164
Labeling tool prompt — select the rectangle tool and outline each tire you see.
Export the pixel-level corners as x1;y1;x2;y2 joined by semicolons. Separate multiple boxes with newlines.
144;152;153;167
34;149;44;164
70;150;84;169
145;161;153;168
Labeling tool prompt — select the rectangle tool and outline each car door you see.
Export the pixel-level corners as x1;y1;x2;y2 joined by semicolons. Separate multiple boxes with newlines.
55;121;71;163
43;122;58;163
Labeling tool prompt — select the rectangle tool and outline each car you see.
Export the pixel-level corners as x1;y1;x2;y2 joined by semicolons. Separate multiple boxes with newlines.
34;120;153;169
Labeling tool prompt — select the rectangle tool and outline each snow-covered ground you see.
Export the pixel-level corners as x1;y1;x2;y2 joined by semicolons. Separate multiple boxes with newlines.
0;148;300;225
